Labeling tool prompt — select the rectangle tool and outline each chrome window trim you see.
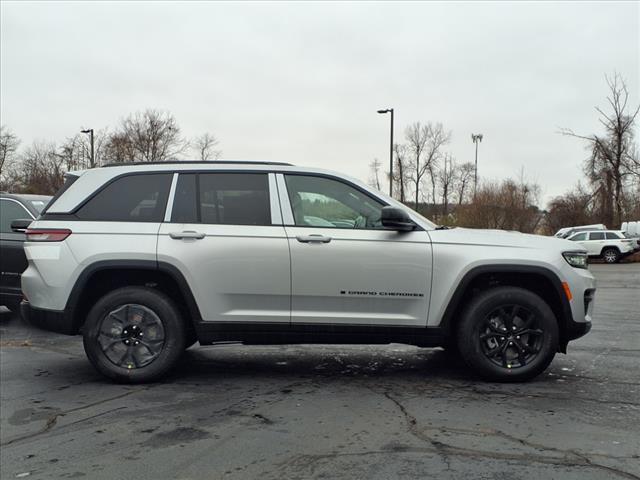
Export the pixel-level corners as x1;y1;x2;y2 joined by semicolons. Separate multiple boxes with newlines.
163;172;179;222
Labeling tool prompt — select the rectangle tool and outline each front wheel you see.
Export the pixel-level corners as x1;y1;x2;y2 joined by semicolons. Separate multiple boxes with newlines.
83;287;187;383
456;287;559;382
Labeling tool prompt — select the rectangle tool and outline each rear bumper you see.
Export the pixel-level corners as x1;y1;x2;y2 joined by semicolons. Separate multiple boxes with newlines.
20;300;75;335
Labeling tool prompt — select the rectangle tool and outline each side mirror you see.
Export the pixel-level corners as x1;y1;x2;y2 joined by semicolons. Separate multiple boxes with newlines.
11;219;32;233
381;206;414;232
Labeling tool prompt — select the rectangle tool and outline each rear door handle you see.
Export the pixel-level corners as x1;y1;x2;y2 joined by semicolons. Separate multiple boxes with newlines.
169;231;205;240
296;234;332;243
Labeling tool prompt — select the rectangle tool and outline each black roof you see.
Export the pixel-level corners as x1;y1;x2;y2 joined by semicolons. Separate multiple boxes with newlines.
102;161;293;168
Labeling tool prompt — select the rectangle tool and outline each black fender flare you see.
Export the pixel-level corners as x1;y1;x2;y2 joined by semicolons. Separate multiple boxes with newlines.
65;260;202;333
438;264;574;344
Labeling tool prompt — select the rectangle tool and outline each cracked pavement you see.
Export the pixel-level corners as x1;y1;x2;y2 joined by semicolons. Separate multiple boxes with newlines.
1;264;639;479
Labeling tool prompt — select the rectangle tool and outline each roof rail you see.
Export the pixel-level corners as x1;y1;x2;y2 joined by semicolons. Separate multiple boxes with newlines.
101;160;293;168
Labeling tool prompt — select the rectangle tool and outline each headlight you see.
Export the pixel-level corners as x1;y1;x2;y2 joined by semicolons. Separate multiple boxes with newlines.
563;251;588;269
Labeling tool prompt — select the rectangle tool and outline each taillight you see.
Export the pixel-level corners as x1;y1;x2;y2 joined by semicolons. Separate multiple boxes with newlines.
26;228;72;242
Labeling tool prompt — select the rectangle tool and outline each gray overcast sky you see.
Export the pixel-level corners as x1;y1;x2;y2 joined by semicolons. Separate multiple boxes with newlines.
1;1;638;205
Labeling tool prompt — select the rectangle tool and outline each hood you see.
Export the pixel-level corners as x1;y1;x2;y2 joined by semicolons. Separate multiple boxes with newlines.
428;227;583;252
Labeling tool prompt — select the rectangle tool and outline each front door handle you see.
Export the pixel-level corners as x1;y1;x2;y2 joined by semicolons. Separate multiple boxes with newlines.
169;231;205;240
296;234;332;244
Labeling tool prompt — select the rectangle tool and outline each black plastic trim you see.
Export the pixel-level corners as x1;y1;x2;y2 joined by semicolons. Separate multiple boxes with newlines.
194;321;446;347
438;264;579;341
21;301;74;335
62;260;203;334
102;161;293;167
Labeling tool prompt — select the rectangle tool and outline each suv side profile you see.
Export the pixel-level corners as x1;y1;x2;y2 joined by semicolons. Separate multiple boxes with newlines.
20;162;595;383
566;230;636;263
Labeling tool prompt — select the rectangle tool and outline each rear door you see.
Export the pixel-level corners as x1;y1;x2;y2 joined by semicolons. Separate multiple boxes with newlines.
278;173;432;327
587;231;606;255
157;172;290;324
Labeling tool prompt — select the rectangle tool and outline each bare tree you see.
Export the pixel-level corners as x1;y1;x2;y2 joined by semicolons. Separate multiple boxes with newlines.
393;143;409;202
456;177;542;232
108;109;188;163
0;126;20;189
545;183;595;235
405;122;450;209
454;162;475;205
15;141;66;194
561;73;640;227
368;158;382;191
438;153;458;217
193;133;221;161
59;129;109;170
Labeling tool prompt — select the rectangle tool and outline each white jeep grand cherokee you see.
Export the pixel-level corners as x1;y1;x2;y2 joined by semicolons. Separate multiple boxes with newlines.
20;161;595;383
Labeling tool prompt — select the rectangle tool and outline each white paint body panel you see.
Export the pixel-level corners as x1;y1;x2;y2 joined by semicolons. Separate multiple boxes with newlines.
284;227;432;326
157;224;291;323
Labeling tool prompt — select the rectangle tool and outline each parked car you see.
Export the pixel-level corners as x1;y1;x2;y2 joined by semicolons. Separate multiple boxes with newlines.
0;193;51;311
566;229;636;263
20;162;595;383
554;224;606;239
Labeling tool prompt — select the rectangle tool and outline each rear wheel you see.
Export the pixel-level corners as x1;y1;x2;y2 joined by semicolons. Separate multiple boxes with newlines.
83;287;187;383
602;248;619;264
456;287;559;382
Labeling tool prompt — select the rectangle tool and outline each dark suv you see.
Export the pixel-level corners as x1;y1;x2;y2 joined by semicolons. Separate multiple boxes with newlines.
0;193;51;311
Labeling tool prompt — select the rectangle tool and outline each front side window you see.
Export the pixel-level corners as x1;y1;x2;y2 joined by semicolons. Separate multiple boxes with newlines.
76;174;172;222
171;173;271;226
589;232;605;240
569;232;587;241
284;175;384;229
0;200;32;233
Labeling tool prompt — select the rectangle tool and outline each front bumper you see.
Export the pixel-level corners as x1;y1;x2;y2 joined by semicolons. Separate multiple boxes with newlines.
20;300;75;335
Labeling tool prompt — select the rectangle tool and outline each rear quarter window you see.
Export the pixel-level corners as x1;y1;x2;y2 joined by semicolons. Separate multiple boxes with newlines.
76;173;172;222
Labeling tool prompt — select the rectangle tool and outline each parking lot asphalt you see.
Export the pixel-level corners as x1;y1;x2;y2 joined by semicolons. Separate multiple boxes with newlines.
1;264;639;480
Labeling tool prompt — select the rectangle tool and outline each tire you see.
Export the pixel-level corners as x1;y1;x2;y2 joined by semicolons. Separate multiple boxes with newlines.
456;287;559;382
83;287;187;383
602;248;619;264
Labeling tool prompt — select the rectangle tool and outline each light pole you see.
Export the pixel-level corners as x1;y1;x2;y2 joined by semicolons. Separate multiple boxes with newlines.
377;108;394;197
81;128;94;167
471;133;483;198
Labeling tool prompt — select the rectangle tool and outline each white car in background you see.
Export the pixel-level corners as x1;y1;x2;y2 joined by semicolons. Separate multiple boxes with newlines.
566;230;635;263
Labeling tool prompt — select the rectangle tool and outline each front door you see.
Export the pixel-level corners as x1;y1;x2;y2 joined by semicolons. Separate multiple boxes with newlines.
157;172;290;324
277;173;432;327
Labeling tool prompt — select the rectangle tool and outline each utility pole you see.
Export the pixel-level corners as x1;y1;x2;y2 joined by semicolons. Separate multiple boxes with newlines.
377;108;394;197
471;133;483;199
81;128;94;167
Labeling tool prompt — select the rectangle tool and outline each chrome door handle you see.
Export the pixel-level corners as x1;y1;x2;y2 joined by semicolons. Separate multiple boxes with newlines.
296;234;332;243
169;231;205;240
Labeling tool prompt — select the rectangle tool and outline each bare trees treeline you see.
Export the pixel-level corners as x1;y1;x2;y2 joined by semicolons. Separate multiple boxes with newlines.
0;109;221;194
370;73;639;233
553;73;640;232
369;121;541;231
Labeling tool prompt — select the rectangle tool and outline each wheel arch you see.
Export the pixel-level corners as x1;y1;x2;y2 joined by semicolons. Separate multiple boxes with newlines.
65;260;202;334
438;265;574;353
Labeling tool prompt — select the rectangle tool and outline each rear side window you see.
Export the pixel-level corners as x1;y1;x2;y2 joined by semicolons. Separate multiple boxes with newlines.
605;232;621;240
589;232;605;240
569;232;587;241
77;174;172;222
171;173;271;226
0;200;33;233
